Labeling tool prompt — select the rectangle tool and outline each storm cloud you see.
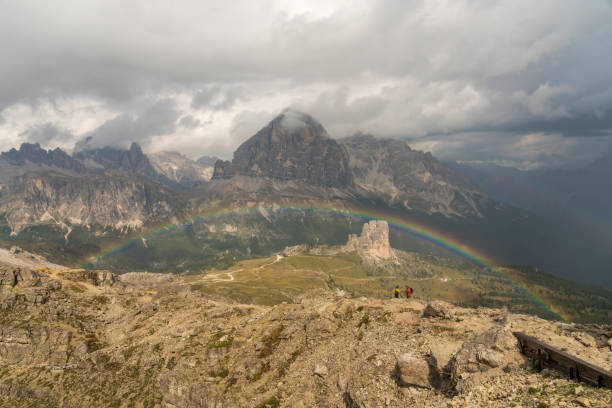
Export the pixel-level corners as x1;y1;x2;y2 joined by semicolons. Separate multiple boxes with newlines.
1;0;611;167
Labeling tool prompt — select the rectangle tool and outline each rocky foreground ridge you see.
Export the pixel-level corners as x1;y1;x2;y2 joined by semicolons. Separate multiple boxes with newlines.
1;266;611;408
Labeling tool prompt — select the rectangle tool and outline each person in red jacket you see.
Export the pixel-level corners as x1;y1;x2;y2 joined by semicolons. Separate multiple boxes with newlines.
405;285;413;299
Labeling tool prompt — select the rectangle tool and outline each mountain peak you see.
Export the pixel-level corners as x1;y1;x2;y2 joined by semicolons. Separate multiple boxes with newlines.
212;110;353;187
129;142;143;153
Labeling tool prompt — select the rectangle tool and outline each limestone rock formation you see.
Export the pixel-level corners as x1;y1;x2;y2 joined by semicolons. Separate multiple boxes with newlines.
213;109;353;188
345;220;393;259
395;352;432;388
0;170;182;233
60;269;117;287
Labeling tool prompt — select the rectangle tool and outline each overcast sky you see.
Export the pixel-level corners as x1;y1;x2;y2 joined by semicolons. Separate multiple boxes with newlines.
1;0;611;169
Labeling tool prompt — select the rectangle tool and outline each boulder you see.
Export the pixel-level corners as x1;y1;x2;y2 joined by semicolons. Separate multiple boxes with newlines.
313;363;328;377
573;332;596;348
574;397;591;407
9;246;22;255
448;326;521;393
395;352;432;388
422;301;453;319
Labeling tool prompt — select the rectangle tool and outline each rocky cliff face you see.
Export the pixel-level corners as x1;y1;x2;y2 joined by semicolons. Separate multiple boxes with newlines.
213;109;353;188
345;220;393;259
343;133;487;217
1;267;610;408
0;171;181;233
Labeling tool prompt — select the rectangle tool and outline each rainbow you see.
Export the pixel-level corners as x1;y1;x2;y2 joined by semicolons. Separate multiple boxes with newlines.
80;204;564;321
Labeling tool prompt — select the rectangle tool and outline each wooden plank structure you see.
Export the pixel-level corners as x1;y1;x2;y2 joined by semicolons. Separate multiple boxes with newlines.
514;331;612;389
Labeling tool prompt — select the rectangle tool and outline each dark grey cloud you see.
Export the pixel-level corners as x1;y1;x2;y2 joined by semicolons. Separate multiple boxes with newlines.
75;99;179;151
192;85;245;110
178;115;202;129
1;0;612;168
20;123;74;148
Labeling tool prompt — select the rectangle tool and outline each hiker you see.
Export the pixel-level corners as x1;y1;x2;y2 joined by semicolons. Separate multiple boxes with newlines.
393;286;401;298
405;285;413;299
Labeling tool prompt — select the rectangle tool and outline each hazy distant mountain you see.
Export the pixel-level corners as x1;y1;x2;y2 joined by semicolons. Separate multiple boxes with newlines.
149;151;215;188
212;109;353;188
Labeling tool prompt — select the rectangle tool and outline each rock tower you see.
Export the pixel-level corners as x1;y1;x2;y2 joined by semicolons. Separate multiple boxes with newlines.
345;220;392;259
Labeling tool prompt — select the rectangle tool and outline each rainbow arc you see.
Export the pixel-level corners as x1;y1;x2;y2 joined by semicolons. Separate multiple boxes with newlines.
81;204;564;321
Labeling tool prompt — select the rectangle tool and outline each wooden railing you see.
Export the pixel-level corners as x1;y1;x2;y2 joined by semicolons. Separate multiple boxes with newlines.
514;331;612;388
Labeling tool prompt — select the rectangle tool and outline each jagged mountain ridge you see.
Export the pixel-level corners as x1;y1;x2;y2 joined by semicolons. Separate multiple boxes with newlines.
0;142;189;235
209;110;486;217
344;133;487;217
1;111;489;236
0;142;86;172
1;170;183;234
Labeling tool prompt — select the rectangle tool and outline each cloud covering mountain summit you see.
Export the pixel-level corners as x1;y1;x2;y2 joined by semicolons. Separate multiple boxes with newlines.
1;1;612;168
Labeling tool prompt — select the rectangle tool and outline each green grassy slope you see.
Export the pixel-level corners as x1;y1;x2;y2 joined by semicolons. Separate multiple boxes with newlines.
190;249;611;324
